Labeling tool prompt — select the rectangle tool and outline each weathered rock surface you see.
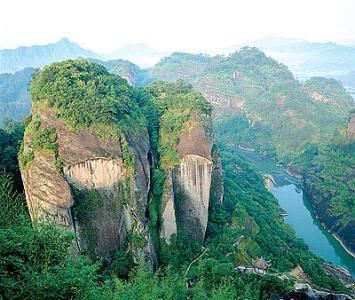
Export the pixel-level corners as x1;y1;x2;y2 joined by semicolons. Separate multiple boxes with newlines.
303;181;355;256
283;283;353;300
173;154;212;244
160;172;177;241
324;263;355;290
347;114;355;139
21;150;73;227
160;113;223;244
21;107;153;263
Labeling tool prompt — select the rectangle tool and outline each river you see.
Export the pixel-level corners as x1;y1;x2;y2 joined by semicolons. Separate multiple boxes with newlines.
234;147;355;277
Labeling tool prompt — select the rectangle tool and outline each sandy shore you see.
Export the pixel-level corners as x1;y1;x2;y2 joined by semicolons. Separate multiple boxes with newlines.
331;232;355;259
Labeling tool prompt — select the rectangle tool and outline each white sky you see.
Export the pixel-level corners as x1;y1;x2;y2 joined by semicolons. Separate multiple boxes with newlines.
1;0;355;52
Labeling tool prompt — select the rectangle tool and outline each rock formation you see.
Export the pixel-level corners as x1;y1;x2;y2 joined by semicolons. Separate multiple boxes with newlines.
347;113;355;139
160;113;223;244
21;107;153;263
284;283;353;300
19;60;223;265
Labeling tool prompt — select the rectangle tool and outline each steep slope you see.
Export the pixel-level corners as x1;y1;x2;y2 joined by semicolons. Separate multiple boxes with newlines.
89;58;145;86
335;70;355;89
140;81;223;246
301;117;355;255
19;60;153;263
235;37;355;83
146;48;354;161
0;38;98;74
18;60;224;265
0;67;35;126
146;49;355;260
3;60;352;299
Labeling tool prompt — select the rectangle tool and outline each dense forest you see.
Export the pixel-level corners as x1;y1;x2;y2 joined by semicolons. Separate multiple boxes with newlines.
213;109;355;255
0;68;35;126
0;60;351;299
300;129;355;254
145;47;354;161
0;129;347;299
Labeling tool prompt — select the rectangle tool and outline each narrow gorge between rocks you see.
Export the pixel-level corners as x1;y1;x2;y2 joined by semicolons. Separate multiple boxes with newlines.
234;147;355;277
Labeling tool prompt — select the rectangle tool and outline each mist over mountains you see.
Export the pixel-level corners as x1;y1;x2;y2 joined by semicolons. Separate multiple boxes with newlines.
1;37;354;126
1;37;355;89
0;33;355;298
102;43;170;68
236;37;355;84
0;38;98;74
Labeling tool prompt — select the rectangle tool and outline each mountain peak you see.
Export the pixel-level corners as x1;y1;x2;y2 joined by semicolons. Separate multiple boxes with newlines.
0;38;98;74
57;37;72;44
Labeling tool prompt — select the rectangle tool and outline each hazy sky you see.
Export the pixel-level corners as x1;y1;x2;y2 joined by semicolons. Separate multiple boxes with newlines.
1;0;355;52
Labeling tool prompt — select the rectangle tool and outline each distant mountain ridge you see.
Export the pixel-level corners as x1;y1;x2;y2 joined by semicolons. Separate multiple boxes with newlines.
227;37;355;87
1;39;354;131
143;48;354;160
0;38;99;73
3;37;355;86
102;43;170;68
0;67;35;126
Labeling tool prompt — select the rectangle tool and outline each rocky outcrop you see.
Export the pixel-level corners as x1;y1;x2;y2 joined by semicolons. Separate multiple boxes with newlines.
324;263;355;290
160;114;223;244
21;105;222;262
199;87;245;116
263;174;276;191
303;181;355;256
283;283;353;300
21;150;74;227
347;114;355;139
160;172;177;241
21;107;153;264
173;154;212;244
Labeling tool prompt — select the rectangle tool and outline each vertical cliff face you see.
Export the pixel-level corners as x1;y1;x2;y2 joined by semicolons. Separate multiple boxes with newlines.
347;114;355;139
173;154;212;244
21;149;74;227
20;108;153;263
18;60;158;264
19;61;223;265
160;113;223;244
160;172;177;241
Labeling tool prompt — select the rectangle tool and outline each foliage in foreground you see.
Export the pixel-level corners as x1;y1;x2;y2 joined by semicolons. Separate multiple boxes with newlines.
0;173;99;299
0;138;347;299
0;60;349;298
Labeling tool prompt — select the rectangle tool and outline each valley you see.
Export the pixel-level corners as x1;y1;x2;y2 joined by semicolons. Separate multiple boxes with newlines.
234;146;355;276
1;0;355;296
0;41;354;299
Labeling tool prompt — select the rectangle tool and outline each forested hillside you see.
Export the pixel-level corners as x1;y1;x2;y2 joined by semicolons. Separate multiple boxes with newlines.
89;58;145;86
145;47;354;161
3;48;353;160
143;49;355;257
236;37;355;84
0;130;347;299
1;49;353;257
300;122;355;254
0;68;35;126
0;60;350;299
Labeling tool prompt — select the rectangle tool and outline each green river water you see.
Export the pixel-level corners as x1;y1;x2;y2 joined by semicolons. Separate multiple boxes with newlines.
234;147;355;277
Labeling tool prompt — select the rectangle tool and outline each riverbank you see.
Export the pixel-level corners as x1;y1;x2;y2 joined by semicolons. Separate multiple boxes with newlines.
303;186;355;260
236;143;354;259
234;146;355;276
332;233;355;259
